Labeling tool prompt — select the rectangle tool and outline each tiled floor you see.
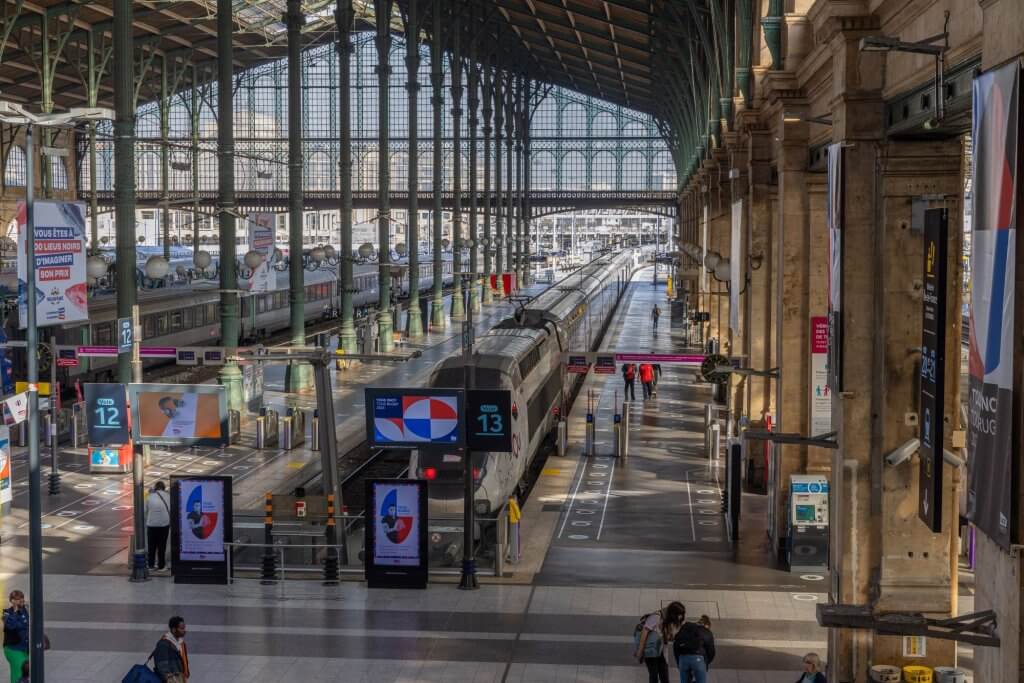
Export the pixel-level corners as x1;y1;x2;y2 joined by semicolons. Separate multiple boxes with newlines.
0;268;971;682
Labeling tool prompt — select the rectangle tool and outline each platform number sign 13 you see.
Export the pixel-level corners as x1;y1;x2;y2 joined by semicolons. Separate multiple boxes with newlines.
83;383;130;446
466;389;512;453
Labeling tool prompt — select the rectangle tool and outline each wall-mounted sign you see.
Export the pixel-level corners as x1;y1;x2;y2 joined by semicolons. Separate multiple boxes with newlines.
16;201;88;328
364;388;464;449
84;383;130;446
465;389;512;453
919;208;948;533
566;355;590;374
809;317;831;437
364;479;428;589
593;355;616;374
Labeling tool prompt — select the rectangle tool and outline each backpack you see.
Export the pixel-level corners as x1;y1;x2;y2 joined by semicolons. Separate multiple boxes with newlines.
673;622;704;658
633;612;662;658
624;364;635;381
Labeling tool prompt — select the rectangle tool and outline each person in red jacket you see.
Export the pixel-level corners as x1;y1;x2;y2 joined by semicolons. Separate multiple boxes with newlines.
639;363;655;400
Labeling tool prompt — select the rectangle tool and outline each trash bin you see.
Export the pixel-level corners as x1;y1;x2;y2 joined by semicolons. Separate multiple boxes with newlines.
869;665;901;683
932;667;966;683
902;665;932;683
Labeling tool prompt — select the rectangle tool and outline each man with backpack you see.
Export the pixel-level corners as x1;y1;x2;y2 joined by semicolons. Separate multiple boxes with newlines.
673;606;709;683
622;363;637;401
640;362;656;400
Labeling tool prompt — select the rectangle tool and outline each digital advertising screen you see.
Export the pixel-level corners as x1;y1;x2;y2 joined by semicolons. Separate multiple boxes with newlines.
170;475;233;584
128;383;227;446
84;383;130;446
0;426;11;507
364;388;464;449
365;478;428;589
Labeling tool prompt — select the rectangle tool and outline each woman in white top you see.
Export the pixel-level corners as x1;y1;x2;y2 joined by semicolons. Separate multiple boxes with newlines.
145;481;172;570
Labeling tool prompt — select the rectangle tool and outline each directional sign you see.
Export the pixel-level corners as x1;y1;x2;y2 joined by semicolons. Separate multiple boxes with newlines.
566;355;590;374
466;389;512;452
118;317;133;354
56;348;78;368
593;355;616;374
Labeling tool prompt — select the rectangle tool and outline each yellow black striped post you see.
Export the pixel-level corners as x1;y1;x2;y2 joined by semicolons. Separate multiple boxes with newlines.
323;494;339;584
260;492;276;584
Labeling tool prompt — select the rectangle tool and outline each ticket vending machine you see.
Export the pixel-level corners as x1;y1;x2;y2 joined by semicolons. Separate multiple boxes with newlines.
786;474;829;573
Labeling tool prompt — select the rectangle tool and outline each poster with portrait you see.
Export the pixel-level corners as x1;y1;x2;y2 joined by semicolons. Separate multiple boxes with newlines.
128;383;227;447
365;479;428;589
0;426;11;508
16;200;88;328
245;212;277;293
171;475;233;584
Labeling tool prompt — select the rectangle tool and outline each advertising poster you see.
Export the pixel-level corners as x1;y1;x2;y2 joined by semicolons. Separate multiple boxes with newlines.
826;144;844;393
178;478;225;562
372;482;421;567
242;363;264;413
365;478;428;588
0;426;11;507
809;317;831;437
967;61;1020;549
171;475;233;584
246;213;277;293
365;388;464;449
730;200;742;335
16;200;88;328
2;393;27;426
84;383;130;446
129;384;227;447
90;448;120;468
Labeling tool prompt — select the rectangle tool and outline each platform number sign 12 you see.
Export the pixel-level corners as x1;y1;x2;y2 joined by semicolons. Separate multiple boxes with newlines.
466;389;512;453
117;317;133;354
83;383;130;446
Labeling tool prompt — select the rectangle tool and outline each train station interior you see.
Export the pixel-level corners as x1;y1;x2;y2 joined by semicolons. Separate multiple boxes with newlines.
0;0;1021;682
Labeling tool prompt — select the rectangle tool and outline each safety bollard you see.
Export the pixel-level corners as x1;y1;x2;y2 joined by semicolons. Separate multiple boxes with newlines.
613;412;622;459
261;492;277;584
621;402;630;459
310;409;320;452
585;413;596;457
710;422;721;460
255;413;268;449
557;419;567;457
507;497;521;565
280;416;295;450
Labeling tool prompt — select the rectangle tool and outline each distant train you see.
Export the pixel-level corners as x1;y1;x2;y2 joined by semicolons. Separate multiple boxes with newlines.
6;256;455;382
412;248;641;562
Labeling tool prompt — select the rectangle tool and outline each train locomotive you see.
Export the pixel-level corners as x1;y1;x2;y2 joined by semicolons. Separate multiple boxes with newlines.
412;248;641;563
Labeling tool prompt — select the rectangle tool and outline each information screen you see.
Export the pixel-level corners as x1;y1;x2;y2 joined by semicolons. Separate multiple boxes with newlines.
177;478;226;562
365;388;464;449
795;504;817;523
129;383;227;446
84;383;130;446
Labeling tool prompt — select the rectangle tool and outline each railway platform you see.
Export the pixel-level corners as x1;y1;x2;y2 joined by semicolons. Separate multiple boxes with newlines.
0;269;861;683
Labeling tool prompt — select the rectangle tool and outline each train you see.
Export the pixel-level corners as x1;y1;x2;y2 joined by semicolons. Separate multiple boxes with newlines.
411;248;641;562
5;256;455;383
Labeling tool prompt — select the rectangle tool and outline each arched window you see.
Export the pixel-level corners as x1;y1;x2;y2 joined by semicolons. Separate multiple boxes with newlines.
623;120;648;137
621;151;646;190
3;146;26;188
390;150;409;191
530;151;555;190
561;151;586;191
307;150;333;191
591;151;616;190
652;151;676;190
136;150;160;192
561;103;587;135
591;112;617;137
49;156;68;190
358;147;378;192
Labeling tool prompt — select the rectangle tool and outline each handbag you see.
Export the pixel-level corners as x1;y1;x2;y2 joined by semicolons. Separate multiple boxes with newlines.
121;648;161;683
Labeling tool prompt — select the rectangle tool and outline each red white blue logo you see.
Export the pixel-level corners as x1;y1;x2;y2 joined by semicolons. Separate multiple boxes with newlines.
373;395;459;443
186;485;219;540
380;488;413;544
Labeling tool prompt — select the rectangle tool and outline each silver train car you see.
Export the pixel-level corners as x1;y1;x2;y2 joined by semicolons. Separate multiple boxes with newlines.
11;256;454;382
412;249;641;561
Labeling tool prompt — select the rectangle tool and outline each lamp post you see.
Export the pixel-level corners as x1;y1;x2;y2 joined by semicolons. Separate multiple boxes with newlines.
0;101;114;683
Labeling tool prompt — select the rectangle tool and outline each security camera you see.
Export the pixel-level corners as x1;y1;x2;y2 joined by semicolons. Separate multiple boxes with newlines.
885;438;920;466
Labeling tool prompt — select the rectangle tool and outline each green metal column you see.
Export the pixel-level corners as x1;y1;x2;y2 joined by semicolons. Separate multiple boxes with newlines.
448;7;464;320
286;0;310;387
114;0;137;384
467;34;480;313
160;56;171;260
504;77;513;287
736;0;753;107
762;0;783;70
493;68;504;288
404;0;424;337
191;66;201;251
481;56;493;305
375;0;395;351
512;76;522;287
217;0;242;408
336;0;357;353
521;79;531;287
429;0;445;329
516;75;526;286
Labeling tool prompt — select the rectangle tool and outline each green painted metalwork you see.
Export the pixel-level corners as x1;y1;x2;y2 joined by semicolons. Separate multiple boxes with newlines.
337;0;357;353
430;0;445;330
493;61;504;286
481;53;494;305
114;0;136;384
375;0;395;350
404;0;424;337
736;0;753;106
762;0;784;70
286;0;310;389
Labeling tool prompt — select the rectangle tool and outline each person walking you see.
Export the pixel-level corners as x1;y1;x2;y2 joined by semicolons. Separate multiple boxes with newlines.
652;305;661;332
640;363;655;400
2;591;28;683
622;363;637;401
797;653;826;683
634;602;685;683
672;605;708;683
146;481;172;571
153;616;190;683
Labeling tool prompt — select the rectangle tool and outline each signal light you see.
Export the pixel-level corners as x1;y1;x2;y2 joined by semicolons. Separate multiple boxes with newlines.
423;467;437;480
472;467;481;480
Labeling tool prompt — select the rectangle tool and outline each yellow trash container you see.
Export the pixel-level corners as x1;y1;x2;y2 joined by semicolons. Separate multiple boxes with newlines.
902;665;932;683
